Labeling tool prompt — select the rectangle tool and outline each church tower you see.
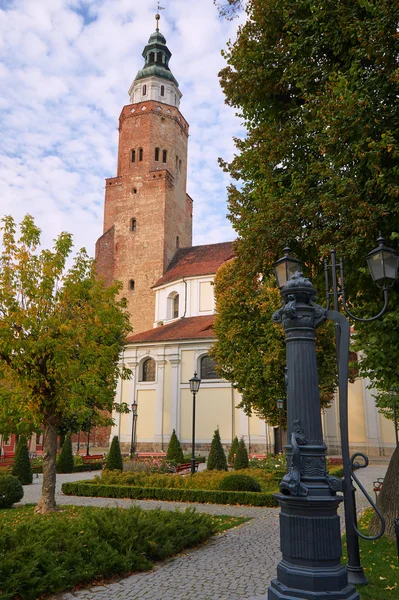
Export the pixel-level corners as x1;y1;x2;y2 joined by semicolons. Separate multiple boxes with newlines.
96;14;193;334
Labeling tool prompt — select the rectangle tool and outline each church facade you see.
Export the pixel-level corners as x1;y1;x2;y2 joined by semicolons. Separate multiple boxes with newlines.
94;17;398;458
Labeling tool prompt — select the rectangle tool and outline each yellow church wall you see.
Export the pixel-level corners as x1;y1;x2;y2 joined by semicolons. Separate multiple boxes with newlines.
119;378;133;436
180;387;232;441
163;361;172;436
119;412;130;437
137;389;156;439
233;388;241;437
199;281;213;312
181;350;195;383
379;412;396;445
348;379;366;443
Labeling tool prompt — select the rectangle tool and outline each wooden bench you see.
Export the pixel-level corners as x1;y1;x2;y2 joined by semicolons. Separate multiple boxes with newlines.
0;458;40;478
373;477;384;499
136;452;166;459
169;462;198;474
82;454;104;470
249;454;267;460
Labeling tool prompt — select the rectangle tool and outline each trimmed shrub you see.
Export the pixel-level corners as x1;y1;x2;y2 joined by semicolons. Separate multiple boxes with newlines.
207;428;227;471
228;436;239;464
12;435;33;485
57;434;74;473
62;481;278;507
234;438;249;470
166;429;184;463
219;474;261;493
0;475;24;508
105;436;123;471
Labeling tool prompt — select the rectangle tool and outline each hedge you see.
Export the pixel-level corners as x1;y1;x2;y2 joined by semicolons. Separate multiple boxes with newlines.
32;463;103;474
62;482;279;507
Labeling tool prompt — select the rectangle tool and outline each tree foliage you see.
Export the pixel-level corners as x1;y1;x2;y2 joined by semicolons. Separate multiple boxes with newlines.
207;428;228;471
212;260;337;423
57;434;74;474
214;0;245;20
228;436;239;464
234;438;249;470
105;436;123;471
0;215;131;512
166;429;184;464
12;435;33;485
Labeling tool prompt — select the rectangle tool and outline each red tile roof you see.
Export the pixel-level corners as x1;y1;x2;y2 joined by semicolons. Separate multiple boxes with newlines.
126;315;215;344
153;241;234;288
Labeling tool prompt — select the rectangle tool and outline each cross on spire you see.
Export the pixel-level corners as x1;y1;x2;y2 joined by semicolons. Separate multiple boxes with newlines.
155;4;165;31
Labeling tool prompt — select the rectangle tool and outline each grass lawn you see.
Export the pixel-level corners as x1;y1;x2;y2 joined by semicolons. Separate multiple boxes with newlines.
343;510;399;599
0;504;248;600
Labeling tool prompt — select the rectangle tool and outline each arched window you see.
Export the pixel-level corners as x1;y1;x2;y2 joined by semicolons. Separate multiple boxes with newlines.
155;147;160;161
161;85;165;97
173;294;179;319
176;236;180;249
200;355;218;380
132;187;137;194
162;149;167;163
142;358;156;382
149;52;155;63
131;149;136;163
139;148;143;161
129;279;135;291
130;218;136;232
167;292;179;320
179;159;182;171
142;85;147;96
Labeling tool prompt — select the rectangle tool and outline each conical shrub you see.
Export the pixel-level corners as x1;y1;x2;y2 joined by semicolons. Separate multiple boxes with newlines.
12;435;33;485
57;433;74;473
105;436;123;470
234;437;249;470
207;428;227;471
228;436;239;464
166;429;184;463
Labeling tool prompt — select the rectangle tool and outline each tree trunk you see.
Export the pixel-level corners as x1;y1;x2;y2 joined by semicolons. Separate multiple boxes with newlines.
369;445;399;541
35;419;58;514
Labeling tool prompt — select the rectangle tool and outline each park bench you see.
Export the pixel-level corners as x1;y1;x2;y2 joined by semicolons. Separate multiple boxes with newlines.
249;454;267;460
169;462;198;474
373;477;384;499
82;454;105;470
136;452;166;459
0;458;40;477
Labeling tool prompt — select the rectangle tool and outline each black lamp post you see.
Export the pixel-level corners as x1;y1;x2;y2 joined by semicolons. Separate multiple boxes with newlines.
277;398;284;454
130;400;138;459
189;372;201;475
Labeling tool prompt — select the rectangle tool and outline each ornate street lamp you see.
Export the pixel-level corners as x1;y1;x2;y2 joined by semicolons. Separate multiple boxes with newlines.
130;400;138;459
277;398;284;454
273;246;302;289
189;372;201;475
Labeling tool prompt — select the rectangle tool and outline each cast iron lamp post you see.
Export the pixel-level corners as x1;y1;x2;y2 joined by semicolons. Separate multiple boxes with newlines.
130;400;138;459
189;372;201;475
277;398;284;454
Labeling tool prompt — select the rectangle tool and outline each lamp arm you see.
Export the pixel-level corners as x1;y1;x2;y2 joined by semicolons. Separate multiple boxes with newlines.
323;259;331;310
340;258;390;322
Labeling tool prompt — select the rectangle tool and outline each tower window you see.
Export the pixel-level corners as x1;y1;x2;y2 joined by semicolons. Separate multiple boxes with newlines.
141;358;156;382
130;218;137;232
139;148;143;161
162;150;167;163
149;52;155;63
173;294;179;319
176;156;178;169
176;236;180;249
142;85;147;96
161;85;165;97
179;159;182;171
155;147;160;161
132;187;137;194
131;149;136;163
129;279;135;291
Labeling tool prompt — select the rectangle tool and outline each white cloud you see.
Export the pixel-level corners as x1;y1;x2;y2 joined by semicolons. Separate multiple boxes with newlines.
0;0;247;256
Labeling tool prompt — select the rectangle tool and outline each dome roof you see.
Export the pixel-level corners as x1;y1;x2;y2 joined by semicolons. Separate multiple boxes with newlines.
134;29;179;87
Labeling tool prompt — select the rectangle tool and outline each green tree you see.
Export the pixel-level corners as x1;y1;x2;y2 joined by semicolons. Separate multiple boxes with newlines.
105;436;123;471
57;434;74;474
218;0;399;534
207;428;228;471
166;429;184;463
234;438;249;470
212;261;337;423
228;436;239;464
0;215;131;513
12;435;33;485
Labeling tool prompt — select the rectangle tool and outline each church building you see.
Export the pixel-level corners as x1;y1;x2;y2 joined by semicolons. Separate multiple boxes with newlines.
93;15;398;458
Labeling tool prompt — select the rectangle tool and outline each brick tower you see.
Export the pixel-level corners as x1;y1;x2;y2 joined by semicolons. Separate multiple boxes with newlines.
96;14;193;334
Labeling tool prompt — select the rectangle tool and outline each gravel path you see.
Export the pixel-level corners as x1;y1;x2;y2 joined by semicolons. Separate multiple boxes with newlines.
17;464;387;600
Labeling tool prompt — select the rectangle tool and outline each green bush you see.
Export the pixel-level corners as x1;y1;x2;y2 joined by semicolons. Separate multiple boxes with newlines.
57;434;75;473
228;436;239;464
0;475;24;508
105;436;123;471
12;435;33;485
234;438;249;470
207;428;227;471
62;481;278;507
219;474;261;493
166;429;184;463
0;504;217;600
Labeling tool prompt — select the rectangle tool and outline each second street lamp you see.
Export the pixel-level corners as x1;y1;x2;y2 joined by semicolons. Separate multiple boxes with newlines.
189;372;201;475
130;400;138;459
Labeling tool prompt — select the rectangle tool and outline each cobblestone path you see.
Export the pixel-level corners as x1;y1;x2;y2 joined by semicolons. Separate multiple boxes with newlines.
19;464;387;600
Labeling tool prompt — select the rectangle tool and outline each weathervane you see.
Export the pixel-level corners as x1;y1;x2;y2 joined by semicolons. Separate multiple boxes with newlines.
156;4;165;31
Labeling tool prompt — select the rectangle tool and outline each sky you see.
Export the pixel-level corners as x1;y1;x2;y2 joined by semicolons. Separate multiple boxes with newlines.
0;0;247;258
